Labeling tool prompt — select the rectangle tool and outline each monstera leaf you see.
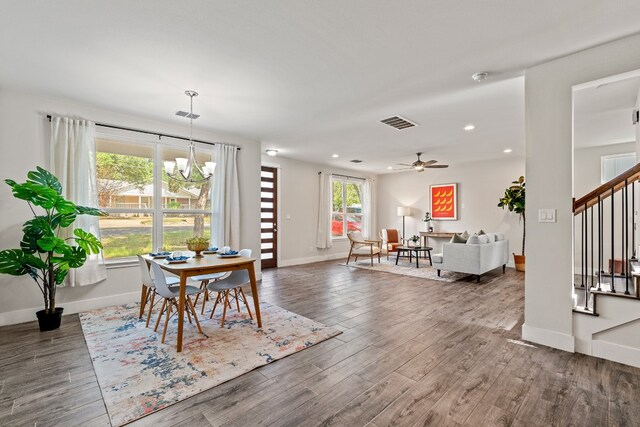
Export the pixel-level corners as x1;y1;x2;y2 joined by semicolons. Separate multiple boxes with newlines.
54;264;70;285
36;236;66;253
5;180;59;209
73;229;103;254
51;212;77;228
75;205;107;217
0;249;31;276
23;216;53;236
26;166;62;195
54;198;76;214
57;246;87;268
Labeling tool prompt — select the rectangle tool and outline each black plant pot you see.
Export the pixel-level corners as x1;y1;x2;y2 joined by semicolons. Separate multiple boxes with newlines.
36;307;64;332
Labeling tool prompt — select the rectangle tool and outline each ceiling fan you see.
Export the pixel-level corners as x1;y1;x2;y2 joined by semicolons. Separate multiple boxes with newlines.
397;152;449;172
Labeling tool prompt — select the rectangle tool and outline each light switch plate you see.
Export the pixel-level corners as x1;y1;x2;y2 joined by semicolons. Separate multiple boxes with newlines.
538;208;556;223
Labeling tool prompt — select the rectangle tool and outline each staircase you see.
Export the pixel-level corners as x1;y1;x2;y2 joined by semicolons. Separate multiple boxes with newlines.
572;163;640;367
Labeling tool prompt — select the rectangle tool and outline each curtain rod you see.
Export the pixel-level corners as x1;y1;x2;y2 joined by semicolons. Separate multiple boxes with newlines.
45;115;241;150
318;171;367;181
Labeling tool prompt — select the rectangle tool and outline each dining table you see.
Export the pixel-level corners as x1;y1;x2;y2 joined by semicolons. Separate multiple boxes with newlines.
142;254;261;352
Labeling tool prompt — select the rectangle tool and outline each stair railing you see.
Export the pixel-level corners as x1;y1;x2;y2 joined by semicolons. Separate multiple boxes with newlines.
573;163;640;313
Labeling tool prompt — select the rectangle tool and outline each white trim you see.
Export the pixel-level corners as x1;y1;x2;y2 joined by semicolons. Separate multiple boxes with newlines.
522;323;575;352
572;68;640;91
592;339;640;369
0;291;140;327
279;252;349;267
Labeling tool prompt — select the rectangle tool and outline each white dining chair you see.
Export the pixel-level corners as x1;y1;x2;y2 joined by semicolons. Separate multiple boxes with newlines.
137;255;180;327
205;249;254;327
150;261;205;344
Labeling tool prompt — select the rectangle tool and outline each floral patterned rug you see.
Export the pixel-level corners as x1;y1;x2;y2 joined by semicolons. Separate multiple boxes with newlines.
79;301;341;426
342;258;470;282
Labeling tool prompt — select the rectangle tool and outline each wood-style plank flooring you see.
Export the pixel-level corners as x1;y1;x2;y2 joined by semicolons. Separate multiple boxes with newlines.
1;261;639;426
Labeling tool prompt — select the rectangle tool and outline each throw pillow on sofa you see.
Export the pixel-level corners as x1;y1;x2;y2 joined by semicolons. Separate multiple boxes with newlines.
467;234;482;244
478;234;490;244
450;233;467;244
461;230;470;239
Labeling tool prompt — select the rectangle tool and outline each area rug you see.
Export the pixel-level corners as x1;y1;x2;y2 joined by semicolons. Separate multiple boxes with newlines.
79;301;341;426
342;257;470;282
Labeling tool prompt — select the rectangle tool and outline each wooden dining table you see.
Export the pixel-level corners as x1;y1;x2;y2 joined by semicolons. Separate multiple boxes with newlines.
142;254;261;352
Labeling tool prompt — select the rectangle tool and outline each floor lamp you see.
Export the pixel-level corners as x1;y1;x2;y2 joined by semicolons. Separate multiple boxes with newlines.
397;206;411;243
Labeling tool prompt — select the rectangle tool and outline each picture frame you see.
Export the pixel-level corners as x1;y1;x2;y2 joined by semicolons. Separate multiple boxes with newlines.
430;183;457;220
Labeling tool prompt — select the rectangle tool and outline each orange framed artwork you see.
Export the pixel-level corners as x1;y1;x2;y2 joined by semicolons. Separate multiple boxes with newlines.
430;183;457;220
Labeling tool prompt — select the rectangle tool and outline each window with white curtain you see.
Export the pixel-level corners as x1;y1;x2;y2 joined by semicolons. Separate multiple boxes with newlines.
96;136;214;261
331;176;364;238
601;152;636;183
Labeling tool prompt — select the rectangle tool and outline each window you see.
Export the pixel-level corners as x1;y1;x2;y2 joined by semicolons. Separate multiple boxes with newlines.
601;153;636;183
97;136;214;261
331;177;363;238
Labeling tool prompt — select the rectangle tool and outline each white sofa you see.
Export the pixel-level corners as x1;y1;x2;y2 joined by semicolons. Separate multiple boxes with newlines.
431;232;509;283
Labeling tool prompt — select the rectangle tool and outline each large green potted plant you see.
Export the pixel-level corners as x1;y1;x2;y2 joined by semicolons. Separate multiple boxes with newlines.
0;167;105;331
498;175;525;271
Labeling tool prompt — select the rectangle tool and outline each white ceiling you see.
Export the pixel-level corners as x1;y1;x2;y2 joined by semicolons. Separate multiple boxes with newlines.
2;1;640;172
574;76;640;149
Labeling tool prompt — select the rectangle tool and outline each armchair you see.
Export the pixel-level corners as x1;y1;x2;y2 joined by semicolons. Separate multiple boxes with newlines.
380;228;403;260
346;231;381;266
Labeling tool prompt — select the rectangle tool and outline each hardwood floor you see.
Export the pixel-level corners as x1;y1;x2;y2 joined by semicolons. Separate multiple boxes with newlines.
1;261;639;426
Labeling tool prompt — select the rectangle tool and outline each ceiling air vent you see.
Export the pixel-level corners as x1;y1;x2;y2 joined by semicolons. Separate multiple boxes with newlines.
380;115;417;130
175;111;200;119
350;159;363;163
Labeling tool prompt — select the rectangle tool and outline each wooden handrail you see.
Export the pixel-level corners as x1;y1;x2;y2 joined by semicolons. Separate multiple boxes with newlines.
573;162;640;215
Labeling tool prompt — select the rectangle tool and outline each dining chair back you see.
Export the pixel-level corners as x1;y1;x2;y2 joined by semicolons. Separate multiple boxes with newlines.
138;255;155;289
150;262;180;299
206;248;254;326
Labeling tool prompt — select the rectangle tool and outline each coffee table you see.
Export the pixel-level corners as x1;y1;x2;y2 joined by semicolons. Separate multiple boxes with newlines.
395;246;433;268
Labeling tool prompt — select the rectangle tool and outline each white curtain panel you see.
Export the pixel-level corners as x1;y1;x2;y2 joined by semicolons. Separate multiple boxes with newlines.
51;116;107;286
212;143;240;249
362;178;375;240
315;172;332;249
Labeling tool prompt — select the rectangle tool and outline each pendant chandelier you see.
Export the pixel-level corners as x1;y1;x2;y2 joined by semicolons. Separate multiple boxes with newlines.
163;90;215;183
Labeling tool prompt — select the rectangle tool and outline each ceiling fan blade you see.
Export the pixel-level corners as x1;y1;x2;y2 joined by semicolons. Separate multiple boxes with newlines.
397;163;414;167
422;160;438;166
424;164;449;168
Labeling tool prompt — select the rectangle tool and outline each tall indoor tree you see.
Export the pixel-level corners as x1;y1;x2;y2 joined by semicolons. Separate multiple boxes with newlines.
0;167;105;330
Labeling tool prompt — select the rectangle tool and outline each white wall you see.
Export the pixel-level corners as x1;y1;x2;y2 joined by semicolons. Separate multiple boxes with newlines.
574;142;636;197
376;156;525;257
261;155;377;267
0;89;261;325
524;33;640;352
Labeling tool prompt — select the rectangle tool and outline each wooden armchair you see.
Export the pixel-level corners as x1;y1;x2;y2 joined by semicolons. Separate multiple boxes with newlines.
380;229;403;260
346;231;381;266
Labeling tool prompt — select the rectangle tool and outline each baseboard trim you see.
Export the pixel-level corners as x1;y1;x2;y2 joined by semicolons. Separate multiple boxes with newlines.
0;291;140;327
279;252;349;267
592;339;640;369
522;323;575;352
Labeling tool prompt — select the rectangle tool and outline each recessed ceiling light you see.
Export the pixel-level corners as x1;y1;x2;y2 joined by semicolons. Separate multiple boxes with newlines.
387;166;393;170
332;154;339;158
472;72;489;82
464;124;475;131
504;148;512;153
265;149;278;156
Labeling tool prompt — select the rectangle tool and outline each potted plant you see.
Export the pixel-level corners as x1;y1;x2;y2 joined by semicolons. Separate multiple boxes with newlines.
423;212;433;232
409;235;420;247
0;167;105;331
498;175;525;271
186;236;209;258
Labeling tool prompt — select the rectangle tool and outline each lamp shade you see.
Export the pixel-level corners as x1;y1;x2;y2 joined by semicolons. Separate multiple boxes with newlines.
397;206;411;217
